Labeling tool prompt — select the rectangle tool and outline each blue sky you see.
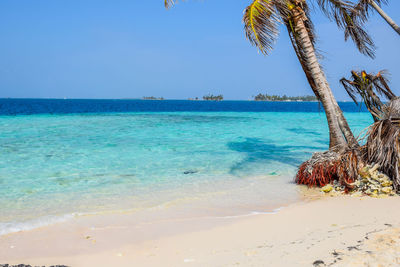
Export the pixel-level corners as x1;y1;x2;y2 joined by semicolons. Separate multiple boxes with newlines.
0;1;399;100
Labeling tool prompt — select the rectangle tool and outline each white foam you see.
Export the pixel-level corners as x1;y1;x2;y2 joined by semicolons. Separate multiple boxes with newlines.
0;207;284;237
213;207;283;219
0;213;78;236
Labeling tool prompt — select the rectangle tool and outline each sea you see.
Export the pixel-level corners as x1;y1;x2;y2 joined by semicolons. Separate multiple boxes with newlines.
0;99;372;235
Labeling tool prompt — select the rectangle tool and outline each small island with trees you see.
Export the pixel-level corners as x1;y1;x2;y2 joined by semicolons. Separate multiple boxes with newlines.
253;93;318;102
142;96;165;100
203;94;223;101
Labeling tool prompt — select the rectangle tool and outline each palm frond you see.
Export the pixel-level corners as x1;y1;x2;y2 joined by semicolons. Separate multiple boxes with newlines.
340;77;359;104
374;70;396;100
296;149;360;189
352;0;370;21
340;70;396;122
353;0;389;20
364;116;400;192
243;0;281;55
382;98;400;121
272;0;291;19
317;0;376;58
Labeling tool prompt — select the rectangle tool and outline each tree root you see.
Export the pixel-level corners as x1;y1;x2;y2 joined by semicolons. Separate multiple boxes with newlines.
296;149;361;191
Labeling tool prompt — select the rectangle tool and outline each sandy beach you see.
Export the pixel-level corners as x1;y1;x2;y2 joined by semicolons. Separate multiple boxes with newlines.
1;0;399;265
1;195;400;266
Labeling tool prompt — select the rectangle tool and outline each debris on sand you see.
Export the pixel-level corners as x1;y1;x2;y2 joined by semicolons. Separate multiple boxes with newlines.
321;164;396;197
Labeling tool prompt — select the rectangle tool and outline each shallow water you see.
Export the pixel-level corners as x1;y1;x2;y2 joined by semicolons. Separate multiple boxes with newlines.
0;100;373;235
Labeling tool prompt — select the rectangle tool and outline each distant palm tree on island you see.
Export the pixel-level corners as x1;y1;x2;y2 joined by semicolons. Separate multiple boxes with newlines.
254;93;318;102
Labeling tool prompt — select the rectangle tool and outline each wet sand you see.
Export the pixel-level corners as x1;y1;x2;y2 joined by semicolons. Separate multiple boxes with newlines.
1;195;400;266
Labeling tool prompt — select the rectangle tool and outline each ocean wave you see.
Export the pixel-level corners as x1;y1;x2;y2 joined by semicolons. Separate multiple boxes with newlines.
213;208;283;219
0;213;79;236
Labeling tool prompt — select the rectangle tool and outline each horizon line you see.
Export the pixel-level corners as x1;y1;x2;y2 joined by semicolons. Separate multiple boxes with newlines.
0;97;354;102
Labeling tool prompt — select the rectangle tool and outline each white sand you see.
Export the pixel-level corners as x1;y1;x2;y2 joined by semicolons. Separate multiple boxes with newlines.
1;195;400;266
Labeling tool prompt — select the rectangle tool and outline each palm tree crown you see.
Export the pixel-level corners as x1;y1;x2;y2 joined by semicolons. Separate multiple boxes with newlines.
243;0;375;58
341;70;396;121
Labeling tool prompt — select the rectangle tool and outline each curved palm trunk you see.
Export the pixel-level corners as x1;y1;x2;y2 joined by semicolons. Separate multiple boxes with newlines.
324;76;359;148
369;0;400;35
289;7;349;151
288;27;358;149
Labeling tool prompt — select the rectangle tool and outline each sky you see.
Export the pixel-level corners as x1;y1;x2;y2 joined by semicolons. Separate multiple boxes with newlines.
0;1;399;100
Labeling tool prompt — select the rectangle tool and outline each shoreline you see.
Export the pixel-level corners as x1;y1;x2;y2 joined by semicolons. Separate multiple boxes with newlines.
1;195;400;266
0;205;285;238
0;174;306;237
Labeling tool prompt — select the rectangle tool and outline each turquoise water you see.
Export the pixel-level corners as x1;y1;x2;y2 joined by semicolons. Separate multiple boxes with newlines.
0;111;373;235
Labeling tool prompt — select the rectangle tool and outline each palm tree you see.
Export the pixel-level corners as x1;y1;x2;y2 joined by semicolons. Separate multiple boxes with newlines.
340;70;396;121
165;0;372;151
354;0;400;35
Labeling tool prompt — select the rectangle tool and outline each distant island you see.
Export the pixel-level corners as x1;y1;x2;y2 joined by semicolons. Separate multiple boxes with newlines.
142;96;164;100
140;94;317;101
253;93;317;102
203;94;223;101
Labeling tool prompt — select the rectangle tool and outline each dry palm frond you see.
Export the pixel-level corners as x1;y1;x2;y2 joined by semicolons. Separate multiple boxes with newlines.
363;117;400;191
243;0;281;54
340;70;395;121
296;151;339;187
353;0;388;21
336;148;361;188
296;149;361;189
316;0;375;58
375;71;395;99
382;98;400;120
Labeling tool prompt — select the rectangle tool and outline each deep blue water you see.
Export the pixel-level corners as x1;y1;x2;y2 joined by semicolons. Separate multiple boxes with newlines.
0;99;369;115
